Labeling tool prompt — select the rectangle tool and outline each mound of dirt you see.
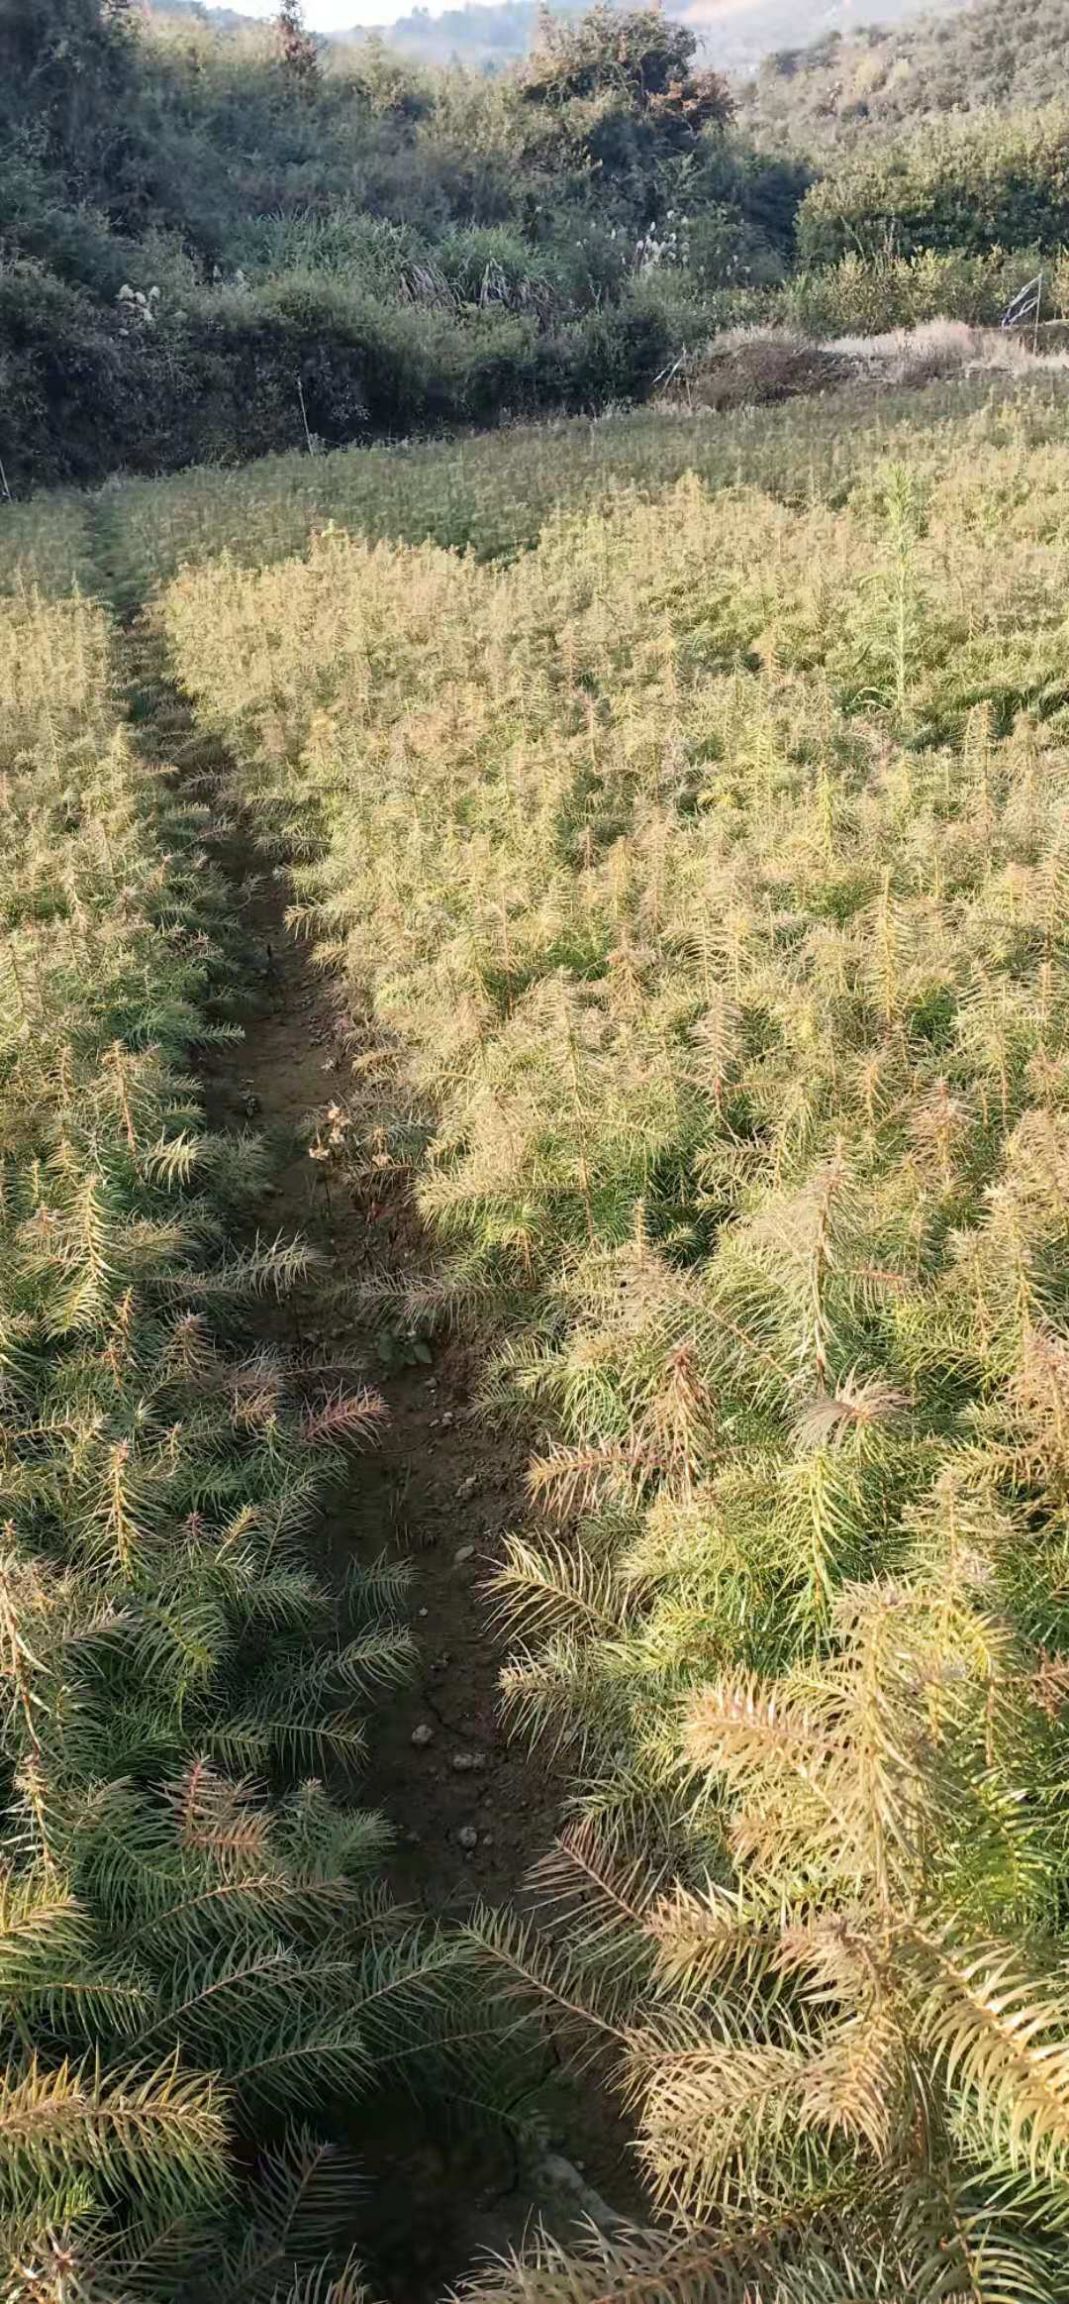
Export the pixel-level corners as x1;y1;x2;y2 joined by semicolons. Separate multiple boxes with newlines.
666;329;855;410
659;319;1069;415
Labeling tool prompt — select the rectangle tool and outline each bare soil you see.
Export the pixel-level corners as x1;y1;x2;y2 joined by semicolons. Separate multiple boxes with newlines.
207;902;558;1916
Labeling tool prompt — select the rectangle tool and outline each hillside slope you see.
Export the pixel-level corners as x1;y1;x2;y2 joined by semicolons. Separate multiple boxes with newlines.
740;0;1069;147
683;0;968;76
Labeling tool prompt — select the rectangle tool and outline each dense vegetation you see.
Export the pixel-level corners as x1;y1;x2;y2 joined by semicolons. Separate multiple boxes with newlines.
13;0;1069;495
73;368;1049;600
737;0;1069;342
0;518;526;2298
17;365;1063;2299
149;0;957;75
136;370;1069;2296
13;3;1069;2290
798;107;1069;267
1;0;808;491
9;0;1069;497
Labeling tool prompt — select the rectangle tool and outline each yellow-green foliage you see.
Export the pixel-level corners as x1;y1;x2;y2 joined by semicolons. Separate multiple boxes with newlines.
0;496;95;597
0;583;490;2298
784;246;1060;336
98;369;1068;602
161;397;1069;2295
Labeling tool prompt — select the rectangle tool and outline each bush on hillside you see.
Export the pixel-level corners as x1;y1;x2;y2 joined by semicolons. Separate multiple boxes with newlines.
799;107;1069;263
785;246;1053;336
520;6;733;143
0;3;801;488
0;265;128;487
12;0;1069;491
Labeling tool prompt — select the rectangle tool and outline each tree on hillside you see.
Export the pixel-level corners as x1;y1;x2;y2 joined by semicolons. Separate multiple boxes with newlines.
522;5;733;145
277;0;315;86
278;0;318;86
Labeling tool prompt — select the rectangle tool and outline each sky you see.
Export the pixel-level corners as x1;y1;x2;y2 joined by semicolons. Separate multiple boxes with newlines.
224;1;424;24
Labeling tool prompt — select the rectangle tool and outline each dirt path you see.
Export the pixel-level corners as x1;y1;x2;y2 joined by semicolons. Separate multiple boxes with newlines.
206;852;641;2295
88;501;637;2293
207;892;561;1918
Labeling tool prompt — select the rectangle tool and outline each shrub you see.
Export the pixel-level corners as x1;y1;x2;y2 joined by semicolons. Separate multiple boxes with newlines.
0;267;549;487
784;247;1050;336
0;263;126;489
799;106;1069;263
437;224;563;314
534;296;675;408
519;5;733;147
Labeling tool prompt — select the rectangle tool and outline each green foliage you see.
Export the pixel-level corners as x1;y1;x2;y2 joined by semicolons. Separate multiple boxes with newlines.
782;246;1054;336
0;0;139;193
0;2;797;490
4;262;673;493
520;6;733;161
799;106;1069;264
10;0;1069;493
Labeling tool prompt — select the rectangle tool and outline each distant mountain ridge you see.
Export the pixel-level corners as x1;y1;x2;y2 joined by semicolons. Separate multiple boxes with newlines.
681;0;969;77
149;1;253;26
148;0;966;76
